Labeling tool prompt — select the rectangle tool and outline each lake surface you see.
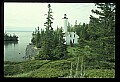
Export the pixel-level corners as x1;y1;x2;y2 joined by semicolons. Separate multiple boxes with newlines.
4;31;33;62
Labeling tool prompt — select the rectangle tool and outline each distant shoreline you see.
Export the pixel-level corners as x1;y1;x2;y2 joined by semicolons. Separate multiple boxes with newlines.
4;31;33;32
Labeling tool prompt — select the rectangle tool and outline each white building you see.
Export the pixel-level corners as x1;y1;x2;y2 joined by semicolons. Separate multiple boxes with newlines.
62;14;79;45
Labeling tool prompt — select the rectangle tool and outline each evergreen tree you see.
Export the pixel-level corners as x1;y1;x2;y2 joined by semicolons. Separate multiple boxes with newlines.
75;45;92;77
88;3;115;62
53;27;68;60
35;26;41;48
44;4;54;30
53;27;59;47
31;27;41;48
31;28;36;45
74;23;81;36
67;22;71;32
39;4;54;60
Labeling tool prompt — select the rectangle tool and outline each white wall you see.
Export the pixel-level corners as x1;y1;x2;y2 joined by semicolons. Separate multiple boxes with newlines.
63;18;68;33
65;32;79;45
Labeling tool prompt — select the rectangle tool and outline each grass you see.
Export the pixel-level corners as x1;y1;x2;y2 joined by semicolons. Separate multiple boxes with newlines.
84;69;115;78
4;46;115;78
4;60;50;76
67;46;77;58
4;57;115;78
5;70;35;78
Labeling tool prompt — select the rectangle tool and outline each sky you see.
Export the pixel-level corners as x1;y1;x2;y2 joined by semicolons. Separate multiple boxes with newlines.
4;3;98;32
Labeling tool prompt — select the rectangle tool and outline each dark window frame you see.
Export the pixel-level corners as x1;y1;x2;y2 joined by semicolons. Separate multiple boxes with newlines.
73;39;74;43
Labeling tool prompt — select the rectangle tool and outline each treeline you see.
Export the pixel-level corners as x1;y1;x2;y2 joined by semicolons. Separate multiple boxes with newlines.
31;3;115;65
70;3;115;62
4;3;115;78
31;4;68;60
4;33;18;41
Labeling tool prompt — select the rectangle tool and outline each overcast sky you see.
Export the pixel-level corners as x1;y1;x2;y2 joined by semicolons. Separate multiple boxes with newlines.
4;2;98;31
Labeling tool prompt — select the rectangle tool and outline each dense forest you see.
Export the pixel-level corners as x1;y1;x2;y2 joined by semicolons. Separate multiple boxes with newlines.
4;3;115;78
31;3;115;63
31;4;68;60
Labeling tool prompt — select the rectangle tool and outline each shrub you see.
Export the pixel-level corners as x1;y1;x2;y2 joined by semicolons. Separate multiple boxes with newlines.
4;60;50;76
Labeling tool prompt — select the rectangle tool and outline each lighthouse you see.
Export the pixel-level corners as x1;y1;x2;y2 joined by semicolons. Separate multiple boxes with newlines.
62;14;68;33
62;14;79;45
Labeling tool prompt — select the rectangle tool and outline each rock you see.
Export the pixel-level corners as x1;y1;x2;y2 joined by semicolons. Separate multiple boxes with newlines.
25;44;40;59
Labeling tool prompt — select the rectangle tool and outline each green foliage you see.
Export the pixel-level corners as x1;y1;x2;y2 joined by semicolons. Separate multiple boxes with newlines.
53;28;68;60
39;4;55;60
4;33;18;41
31;27;41;48
44;4;54;29
36;25;67;60
4;60;50;76
38;50;50;60
88;3;115;55
32;68;69;78
85;69;115;78
5;3;115;78
68;44;115;71
30;4;67;60
67;22;71;32
4;59;74;78
4;61;21;65
4;58;115;78
30;60;71;78
75;3;115;69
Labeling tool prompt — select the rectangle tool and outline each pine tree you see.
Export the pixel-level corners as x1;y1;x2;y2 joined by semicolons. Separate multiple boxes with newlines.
67;22;71;32
53;27;60;47
39;4;54;60
53;27;68;60
31;27;41;48
44;4;54;30
34;4;68;60
88;3;115;62
75;45;92;78
35;26;41;48
74;23;81;36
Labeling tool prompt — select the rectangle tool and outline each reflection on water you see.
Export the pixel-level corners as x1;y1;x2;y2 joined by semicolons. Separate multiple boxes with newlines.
4;31;32;62
4;41;18;47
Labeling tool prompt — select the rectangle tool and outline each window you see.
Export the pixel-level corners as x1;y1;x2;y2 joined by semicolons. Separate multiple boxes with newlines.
73;39;74;43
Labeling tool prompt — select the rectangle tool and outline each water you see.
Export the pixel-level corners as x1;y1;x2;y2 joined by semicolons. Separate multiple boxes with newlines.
4;31;33;62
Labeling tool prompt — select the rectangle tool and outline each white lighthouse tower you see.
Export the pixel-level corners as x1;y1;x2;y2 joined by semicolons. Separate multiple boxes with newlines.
62;14;68;33
62;14;79;45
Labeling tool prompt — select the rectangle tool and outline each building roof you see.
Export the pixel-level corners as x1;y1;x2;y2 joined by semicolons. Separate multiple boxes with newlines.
64;32;79;38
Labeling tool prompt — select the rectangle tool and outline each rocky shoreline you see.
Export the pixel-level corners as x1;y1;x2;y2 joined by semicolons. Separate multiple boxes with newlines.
24;44;40;60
